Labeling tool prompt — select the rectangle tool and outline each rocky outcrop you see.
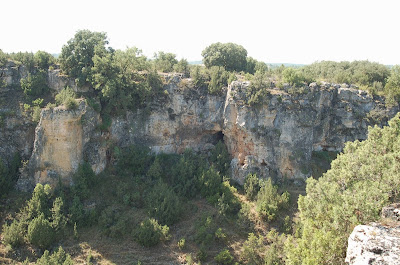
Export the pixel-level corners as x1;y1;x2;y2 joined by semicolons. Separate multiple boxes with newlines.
110;75;225;154
346;204;400;264
223;82;397;183
2;61;397;188
17;100;105;190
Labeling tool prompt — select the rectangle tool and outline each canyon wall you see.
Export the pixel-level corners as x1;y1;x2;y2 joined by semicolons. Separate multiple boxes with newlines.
1;63;398;188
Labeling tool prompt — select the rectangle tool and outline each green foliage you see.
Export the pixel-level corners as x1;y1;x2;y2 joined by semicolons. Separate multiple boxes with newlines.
134;218;169;247
384;65;400;105
34;50;54;70
194;215;217;246
25;183;52;220
286;113;400;264
282;68;309;87
55;87;77;109
51;197;67;232
146;180;182;225
71;162;96;199
199;166;222;201
301;60;390;87
32;106;41;122
153;51;178;72
190;65;206;88
244;173;260;200
2;220;25;248
116;145;153;177
69;196;84;225
256;179;289;221
27;213;55;249
246;70;270;106
209;141;230;176
207;66;229;95
241;233;265;265
36;246;74;265
9;52;35;71
20;70;49;97
177;238;186;250
169;149;204;198
173;59;190;77
214;249;234;265
60;30;109;86
0;49;8;66
202;42;248;72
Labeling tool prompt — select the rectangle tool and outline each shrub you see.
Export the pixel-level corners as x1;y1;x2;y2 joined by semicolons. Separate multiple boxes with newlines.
71;162;96;199
32;106;41;122
20;70;49;97
2;220;25;248
134;218;169;247
241;233;265;265
199;167;222;202
214;249;234;265
194;215;217;246
36;246;74;265
55;87;77;108
27;213;55;249
146;180;182;226
209;141;230;176
207;66;229;95
256;179;289;221
177;238;185;250
244;173;260;200
51;197;67;232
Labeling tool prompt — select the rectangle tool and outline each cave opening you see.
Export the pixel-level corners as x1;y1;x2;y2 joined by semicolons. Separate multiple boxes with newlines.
214;131;224;144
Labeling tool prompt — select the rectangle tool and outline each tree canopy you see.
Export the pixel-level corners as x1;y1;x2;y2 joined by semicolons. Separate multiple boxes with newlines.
202;42;248;72
59;30;109;86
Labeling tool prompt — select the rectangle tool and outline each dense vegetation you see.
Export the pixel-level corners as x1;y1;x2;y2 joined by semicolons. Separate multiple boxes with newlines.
285;114;400;264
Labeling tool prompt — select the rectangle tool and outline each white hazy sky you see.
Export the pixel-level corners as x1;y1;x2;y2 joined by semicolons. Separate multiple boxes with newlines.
2;0;400;65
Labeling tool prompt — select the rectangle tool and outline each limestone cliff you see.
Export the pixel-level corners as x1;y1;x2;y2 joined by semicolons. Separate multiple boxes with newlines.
17;100;105;190
1;62;398;188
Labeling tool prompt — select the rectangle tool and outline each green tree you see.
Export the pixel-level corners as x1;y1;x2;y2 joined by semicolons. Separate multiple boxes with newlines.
20;70;49;97
34;50;54;70
60;30;109;86
153;51;177;72
27;213;55;249
0;159;12;198
0;49;8;67
202;42;248;72
286;113;400;264
173;58;190;77
146;180;182;225
207;66;229;95
134;218;170;247
384;65;400;105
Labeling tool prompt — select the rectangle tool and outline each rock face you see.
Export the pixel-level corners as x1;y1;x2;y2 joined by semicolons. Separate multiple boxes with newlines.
110;76;225;154
346;205;400;264
17;100;105;190
223;82;396;183
2;62;398;188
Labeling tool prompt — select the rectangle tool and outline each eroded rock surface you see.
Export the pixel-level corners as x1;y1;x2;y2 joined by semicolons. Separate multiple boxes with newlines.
346;205;400;264
17;100;105;190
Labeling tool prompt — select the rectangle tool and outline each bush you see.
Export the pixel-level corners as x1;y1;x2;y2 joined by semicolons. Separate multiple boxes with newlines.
20;70;49;97
214;249;234;265
207;66;229;95
2;220;25;248
256;179;289;221
209;141;230;176
134;218;169;247
194;215;217;246
71;162;96;199
27;213;55;249
146;180;182;226
36;246;74;265
241;233;265;265
199;167;222;202
244;173;260;200
55;87;77;108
